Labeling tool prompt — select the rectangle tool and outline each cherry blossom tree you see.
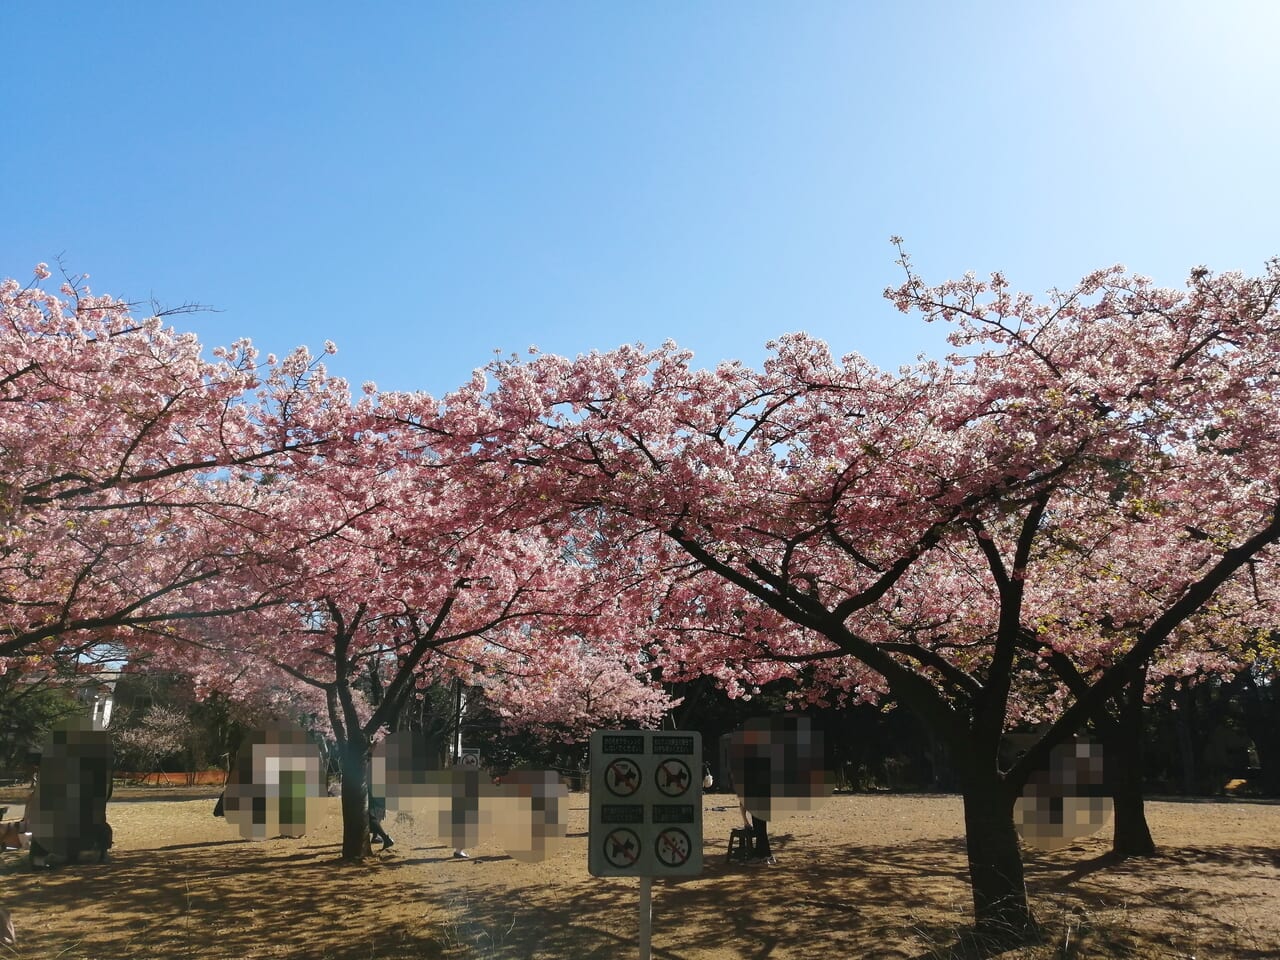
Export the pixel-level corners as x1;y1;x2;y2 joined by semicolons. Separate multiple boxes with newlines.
111;704;193;779
885;251;1280;873
477;638;671;741
12;254;1276;924
1;264;671;860
430;254;1280;935
1037;599;1268;858
0;266;353;670
173;395;675;860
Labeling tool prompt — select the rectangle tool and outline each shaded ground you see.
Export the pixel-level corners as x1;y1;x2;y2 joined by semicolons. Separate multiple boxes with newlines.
0;787;1276;958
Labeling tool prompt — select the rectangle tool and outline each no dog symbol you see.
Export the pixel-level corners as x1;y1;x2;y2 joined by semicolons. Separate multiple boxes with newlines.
655;759;691;796
604;828;641;869
605;758;642;797
654;827;692;868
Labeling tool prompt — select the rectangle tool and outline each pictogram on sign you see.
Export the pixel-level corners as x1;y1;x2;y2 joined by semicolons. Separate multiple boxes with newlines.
655;759;691;796
654;827;692;867
605;758;642;797
589;729;702;878
604;828;642;868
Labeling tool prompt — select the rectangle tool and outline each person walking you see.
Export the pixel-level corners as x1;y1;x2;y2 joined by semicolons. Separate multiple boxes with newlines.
367;792;393;850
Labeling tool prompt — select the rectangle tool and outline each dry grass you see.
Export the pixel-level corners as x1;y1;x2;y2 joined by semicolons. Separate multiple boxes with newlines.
0;788;1275;959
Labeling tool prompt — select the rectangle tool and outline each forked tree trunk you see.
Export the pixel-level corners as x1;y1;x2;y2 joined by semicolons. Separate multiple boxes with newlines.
960;772;1036;939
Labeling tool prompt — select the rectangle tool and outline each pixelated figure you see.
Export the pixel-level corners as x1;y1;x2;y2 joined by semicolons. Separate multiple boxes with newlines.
221;723;324;841
0;905;13;947
428;766;486;855
26;717;114;868
726;716;834;865
726;715;834;819
1013;738;1112;851
373;732;486;854
371;731;567;861
367;773;394;850
0;805;27;851
371;728;439;811
489;768;568;863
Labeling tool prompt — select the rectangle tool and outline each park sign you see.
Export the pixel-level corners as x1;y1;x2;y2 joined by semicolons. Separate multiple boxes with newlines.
588;729;703;878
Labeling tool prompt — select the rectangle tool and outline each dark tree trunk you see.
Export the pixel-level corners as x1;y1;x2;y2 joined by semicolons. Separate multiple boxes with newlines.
1174;685;1199;794
1111;774;1155;858
338;739;372;861
1250;724;1280;795
1242;667;1280;796
960;773;1036;939
1110;670;1156;857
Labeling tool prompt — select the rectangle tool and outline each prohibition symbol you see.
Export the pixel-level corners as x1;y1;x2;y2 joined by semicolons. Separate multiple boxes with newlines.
655;759;691;796
604;828;641;868
655;827;692;867
605;758;642;797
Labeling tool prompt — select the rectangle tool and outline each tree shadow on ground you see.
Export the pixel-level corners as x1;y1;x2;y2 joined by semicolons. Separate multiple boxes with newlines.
412;835;982;959
419;830;1280;960
0;841;454;960
1026;840;1279;887
152;838;256;852
1018;840;1280;959
0;834;967;960
3;796;1276;959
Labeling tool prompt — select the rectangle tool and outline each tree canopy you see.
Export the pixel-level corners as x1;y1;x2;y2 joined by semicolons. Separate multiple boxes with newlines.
4;254;1277;930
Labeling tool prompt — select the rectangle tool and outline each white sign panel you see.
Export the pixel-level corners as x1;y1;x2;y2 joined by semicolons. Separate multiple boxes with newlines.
589;730;702;878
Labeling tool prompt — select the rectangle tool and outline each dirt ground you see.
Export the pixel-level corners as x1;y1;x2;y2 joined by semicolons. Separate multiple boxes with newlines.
0;786;1276;959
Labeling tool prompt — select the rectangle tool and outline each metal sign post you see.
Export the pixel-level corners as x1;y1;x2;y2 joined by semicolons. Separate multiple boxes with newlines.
589;730;702;960
639;875;652;959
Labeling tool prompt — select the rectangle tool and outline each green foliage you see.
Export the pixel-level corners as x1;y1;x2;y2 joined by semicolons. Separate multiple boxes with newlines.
0;672;81;769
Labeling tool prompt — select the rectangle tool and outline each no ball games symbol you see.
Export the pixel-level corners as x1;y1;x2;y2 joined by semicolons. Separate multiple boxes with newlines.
605;828;641;869
655;827;692;867
606;758;642;797
655;759;691;797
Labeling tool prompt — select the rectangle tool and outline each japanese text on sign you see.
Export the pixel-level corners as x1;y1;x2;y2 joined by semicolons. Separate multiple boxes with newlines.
588;729;703;878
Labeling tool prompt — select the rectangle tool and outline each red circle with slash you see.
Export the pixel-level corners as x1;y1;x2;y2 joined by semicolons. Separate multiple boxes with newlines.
655;758;691;797
654;827;692;867
604;828;641;868
605;758;642;797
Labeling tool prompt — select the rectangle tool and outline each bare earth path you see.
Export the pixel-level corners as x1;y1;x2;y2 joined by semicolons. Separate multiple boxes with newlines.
0;788;1276;959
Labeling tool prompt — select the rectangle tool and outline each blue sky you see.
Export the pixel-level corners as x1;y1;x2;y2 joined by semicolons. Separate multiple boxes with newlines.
4;2;1278;395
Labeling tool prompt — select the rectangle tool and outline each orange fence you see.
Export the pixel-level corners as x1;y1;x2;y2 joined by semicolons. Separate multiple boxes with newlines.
115;770;227;786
